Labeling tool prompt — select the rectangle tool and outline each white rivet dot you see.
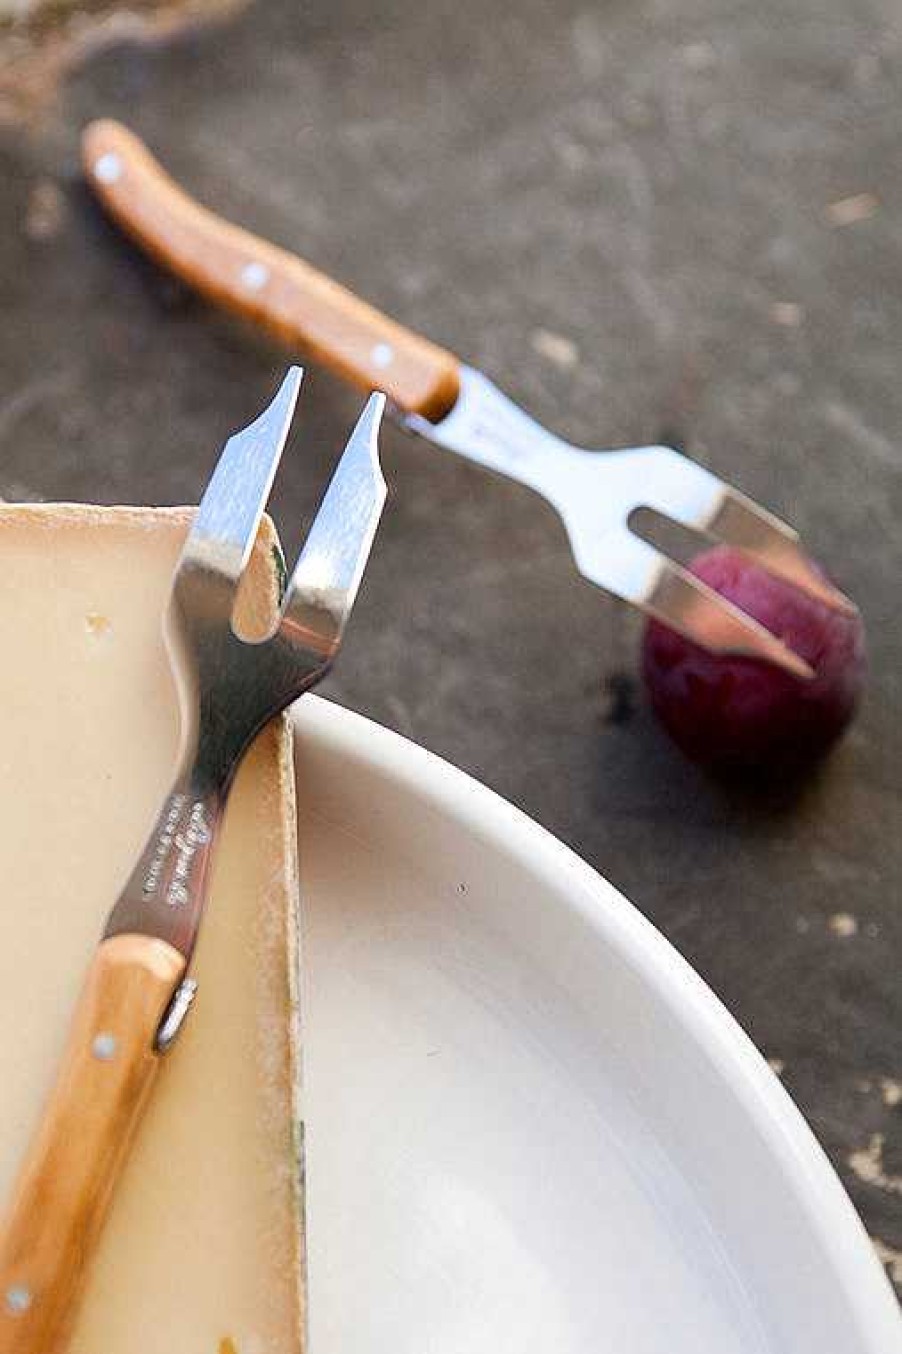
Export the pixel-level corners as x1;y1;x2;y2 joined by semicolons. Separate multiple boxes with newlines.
5;1285;32;1314
92;1032;118;1061
94;153;122;185
371;342;394;370
240;261;270;291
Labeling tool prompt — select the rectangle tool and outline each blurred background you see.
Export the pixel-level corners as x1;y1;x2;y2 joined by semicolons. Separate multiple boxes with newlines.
1;0;900;1294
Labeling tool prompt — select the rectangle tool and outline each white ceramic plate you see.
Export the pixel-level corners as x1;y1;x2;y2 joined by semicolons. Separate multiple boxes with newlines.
293;697;901;1354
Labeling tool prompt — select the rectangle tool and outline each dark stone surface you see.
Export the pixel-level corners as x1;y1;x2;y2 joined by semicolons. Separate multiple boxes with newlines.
1;0;900;1295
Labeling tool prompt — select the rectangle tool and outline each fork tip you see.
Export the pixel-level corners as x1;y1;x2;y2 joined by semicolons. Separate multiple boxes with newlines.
251;366;304;442
281;364;304;402
828;587;860;619
359;389;388;430
351;391;388;484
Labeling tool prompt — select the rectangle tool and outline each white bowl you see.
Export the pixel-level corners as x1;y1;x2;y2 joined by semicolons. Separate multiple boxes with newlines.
293;696;901;1354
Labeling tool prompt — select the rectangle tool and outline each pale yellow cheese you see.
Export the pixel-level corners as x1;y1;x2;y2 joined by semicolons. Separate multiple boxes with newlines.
0;505;303;1354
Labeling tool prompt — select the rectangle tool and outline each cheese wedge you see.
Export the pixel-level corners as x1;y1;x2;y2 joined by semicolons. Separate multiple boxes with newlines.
0;505;303;1354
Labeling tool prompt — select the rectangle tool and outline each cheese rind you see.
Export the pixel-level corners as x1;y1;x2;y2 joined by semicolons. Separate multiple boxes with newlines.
0;505;303;1354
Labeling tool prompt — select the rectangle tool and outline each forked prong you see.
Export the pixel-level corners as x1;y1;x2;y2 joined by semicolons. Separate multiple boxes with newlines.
281;392;387;655
184;367;303;582
646;554;814;679
616;445;857;618
568;524;813;678
706;487;857;616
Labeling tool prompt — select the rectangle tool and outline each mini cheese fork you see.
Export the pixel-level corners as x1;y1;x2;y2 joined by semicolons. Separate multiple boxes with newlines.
82;120;857;681
0;368;386;1354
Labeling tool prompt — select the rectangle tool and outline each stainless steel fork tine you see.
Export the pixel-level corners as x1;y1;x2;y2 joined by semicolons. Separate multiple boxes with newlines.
646;551;814;679
282;392;387;654
622;444;857;616
185;366;303;583
705;487;857;615
571;524;813;677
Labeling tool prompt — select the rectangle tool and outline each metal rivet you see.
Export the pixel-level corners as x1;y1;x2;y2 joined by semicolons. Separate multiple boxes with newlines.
92;1032;117;1061
371;342;394;370
94;153;122;186
240;261;270;291
5;1285;32;1314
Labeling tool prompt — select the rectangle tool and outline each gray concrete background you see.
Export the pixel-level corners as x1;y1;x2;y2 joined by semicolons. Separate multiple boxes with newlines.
1;0;900;1295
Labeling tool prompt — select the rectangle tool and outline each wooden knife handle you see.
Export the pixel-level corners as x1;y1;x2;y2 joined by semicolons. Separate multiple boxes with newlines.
82;119;461;422
0;934;185;1354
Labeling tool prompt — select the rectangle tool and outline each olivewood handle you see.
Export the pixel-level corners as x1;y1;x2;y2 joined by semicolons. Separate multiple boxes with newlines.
0;933;185;1354
81;119;462;422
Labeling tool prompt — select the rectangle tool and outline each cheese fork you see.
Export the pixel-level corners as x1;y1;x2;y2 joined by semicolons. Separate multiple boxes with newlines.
83;119;857;681
0;368;386;1354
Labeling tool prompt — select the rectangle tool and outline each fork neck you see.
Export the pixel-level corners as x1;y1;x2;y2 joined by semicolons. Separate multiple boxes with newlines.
103;756;227;963
403;366;573;502
137;767;223;912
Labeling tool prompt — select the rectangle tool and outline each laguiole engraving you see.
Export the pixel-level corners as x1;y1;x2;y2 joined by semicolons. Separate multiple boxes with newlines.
142;794;186;897
166;801;212;907
142;796;211;906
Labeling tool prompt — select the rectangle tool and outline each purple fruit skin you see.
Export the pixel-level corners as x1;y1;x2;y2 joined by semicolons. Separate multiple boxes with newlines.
641;546;867;773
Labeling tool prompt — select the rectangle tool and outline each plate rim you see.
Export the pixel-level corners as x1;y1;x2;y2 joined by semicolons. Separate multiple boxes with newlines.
293;694;901;1347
